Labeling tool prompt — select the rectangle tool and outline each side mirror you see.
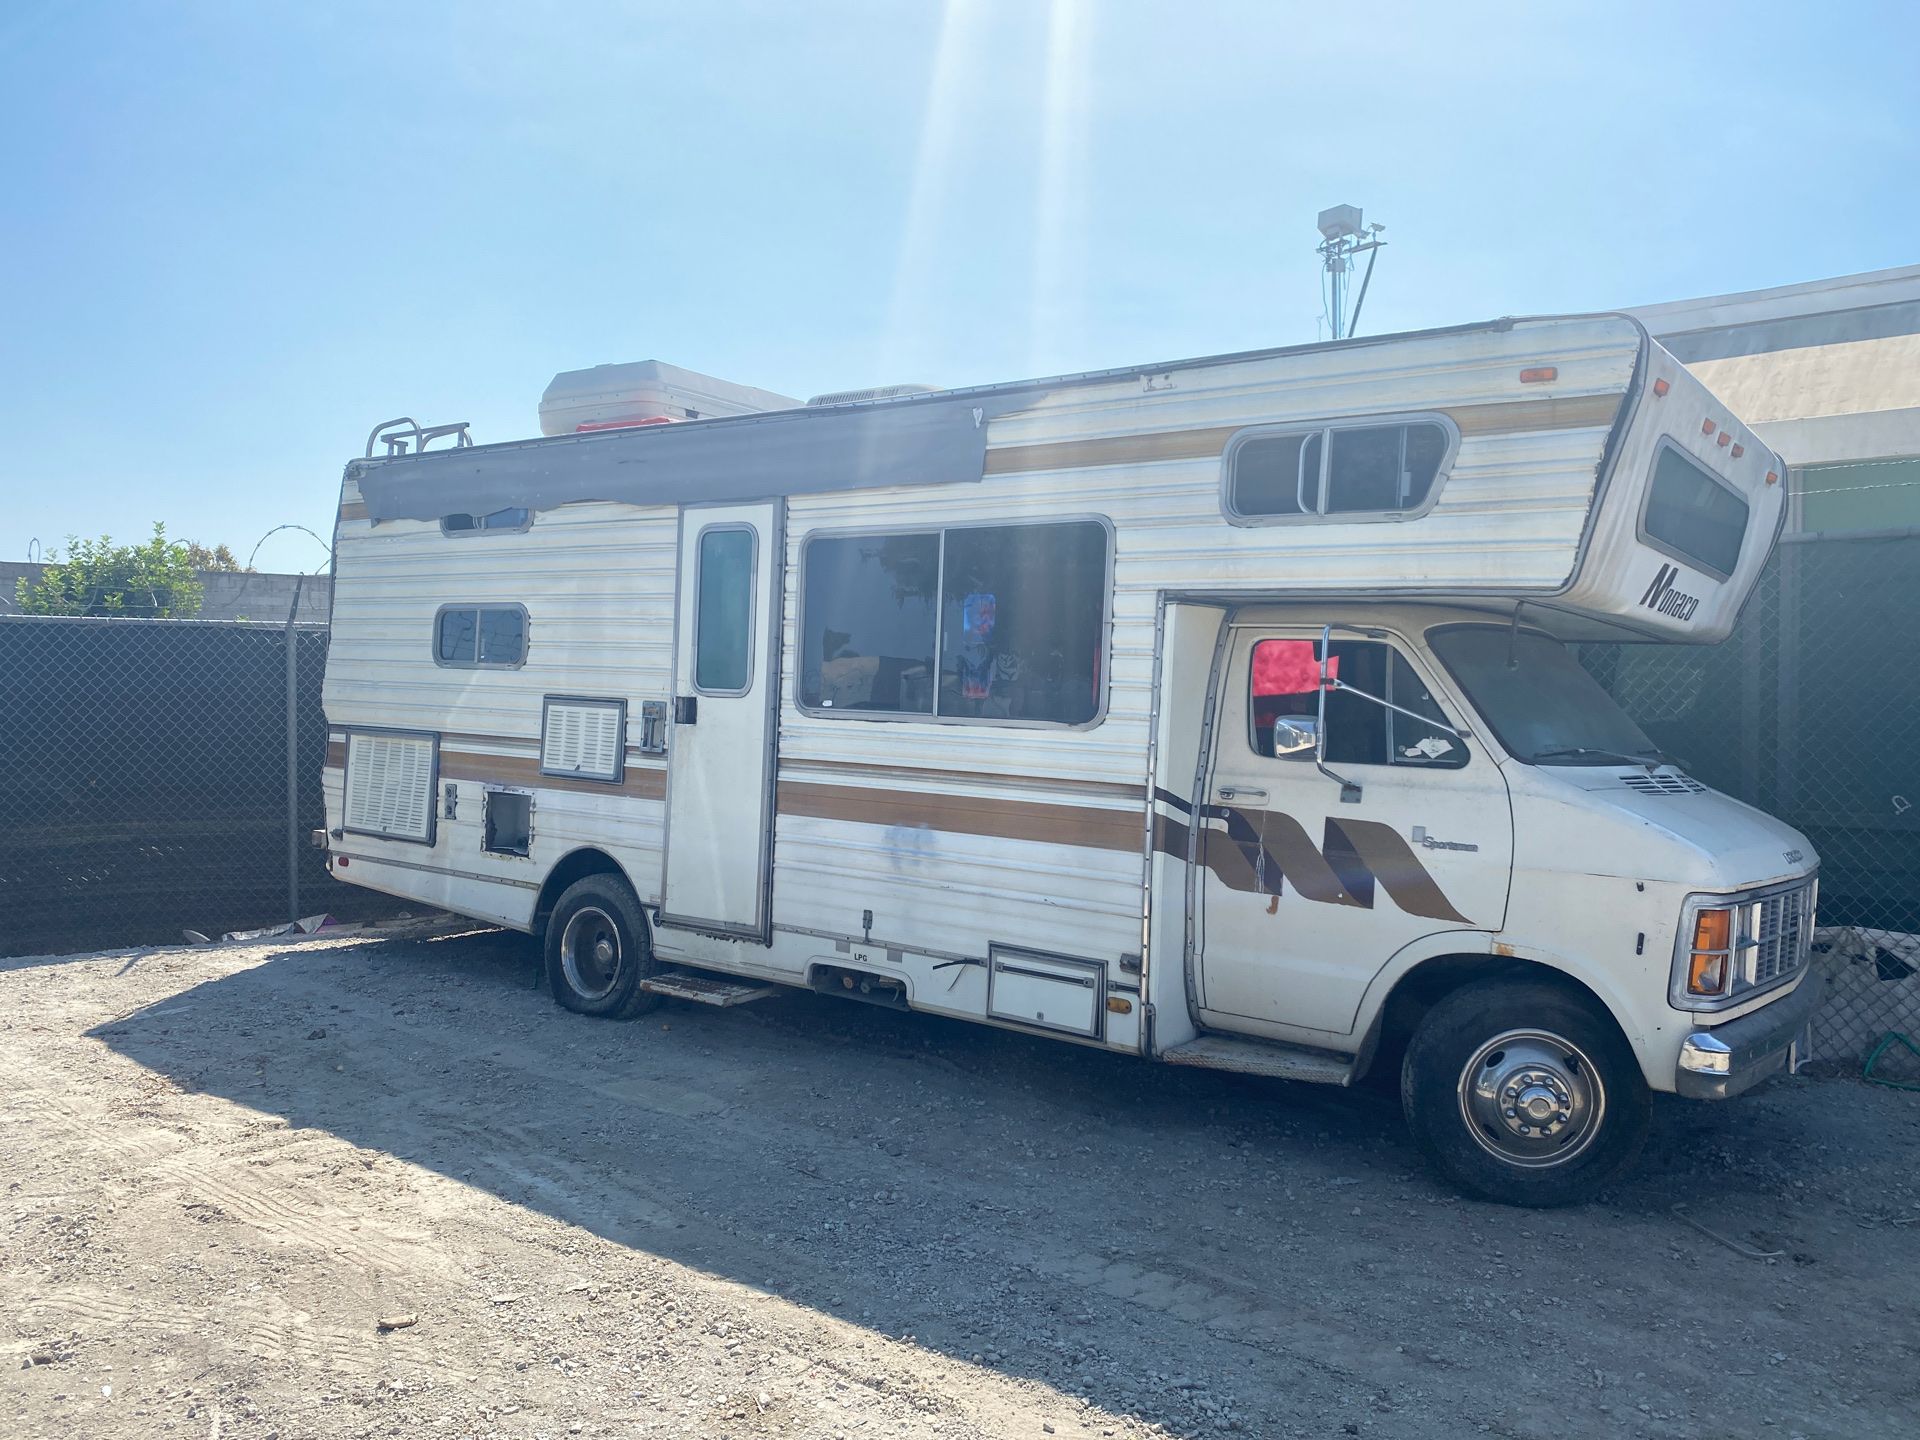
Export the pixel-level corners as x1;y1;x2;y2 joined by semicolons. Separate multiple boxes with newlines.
1269;715;1319;756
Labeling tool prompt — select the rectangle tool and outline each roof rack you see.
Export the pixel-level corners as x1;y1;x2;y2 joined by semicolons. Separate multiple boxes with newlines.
366;417;474;460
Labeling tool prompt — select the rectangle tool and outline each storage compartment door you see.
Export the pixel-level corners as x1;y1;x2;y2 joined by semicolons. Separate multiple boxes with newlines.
988;947;1105;1038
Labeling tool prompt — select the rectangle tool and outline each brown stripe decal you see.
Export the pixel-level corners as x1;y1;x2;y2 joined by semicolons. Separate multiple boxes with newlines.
440;752;666;800
1325;817;1470;923
1444;392;1622;437
339;500;369;521
986;426;1238;474
325;738;664;800
1201;808;1366;908
777;780;1140;853
982;394;1622;476
1177;803;1471;923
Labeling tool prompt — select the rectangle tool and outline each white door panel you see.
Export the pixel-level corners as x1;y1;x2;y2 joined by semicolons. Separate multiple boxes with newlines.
1195;624;1513;1038
661;500;782;939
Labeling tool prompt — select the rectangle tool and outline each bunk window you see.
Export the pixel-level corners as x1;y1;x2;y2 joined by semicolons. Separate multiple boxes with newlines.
1224;415;1456;523
799;520;1109;726
1641;441;1747;580
693;526;757;694
435;604;527;668
441;507;530;535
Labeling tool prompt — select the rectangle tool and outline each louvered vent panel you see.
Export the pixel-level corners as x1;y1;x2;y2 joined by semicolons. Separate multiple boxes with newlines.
344;732;436;841
541;699;625;782
1621;772;1706;795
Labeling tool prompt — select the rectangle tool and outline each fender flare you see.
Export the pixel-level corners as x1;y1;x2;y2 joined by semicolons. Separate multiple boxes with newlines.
1355;931;1668;1089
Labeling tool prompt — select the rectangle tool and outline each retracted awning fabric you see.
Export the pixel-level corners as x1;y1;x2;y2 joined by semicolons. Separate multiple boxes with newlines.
350;391;1031;522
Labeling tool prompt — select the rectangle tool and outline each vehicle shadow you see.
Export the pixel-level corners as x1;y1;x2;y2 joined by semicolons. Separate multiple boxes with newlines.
85;927;1847;1437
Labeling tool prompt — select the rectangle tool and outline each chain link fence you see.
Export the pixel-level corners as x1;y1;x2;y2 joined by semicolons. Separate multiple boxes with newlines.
0;615;396;959
5;545;1914;1076
1580;530;1920;1081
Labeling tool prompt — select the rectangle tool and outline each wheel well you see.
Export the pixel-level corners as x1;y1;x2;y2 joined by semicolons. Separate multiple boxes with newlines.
532;848;634;939
1361;953;1623;1082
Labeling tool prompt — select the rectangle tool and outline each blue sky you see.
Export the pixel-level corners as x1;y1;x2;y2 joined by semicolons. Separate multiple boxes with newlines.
2;0;1915;572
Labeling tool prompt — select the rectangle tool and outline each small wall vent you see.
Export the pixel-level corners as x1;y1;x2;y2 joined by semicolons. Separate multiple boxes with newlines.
344;731;438;843
541;697;626;783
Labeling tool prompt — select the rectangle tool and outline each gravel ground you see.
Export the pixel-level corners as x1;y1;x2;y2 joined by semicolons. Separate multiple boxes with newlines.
3;921;1917;1440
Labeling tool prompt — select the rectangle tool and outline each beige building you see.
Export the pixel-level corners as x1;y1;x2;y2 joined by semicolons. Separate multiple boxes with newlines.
1632;264;1920;533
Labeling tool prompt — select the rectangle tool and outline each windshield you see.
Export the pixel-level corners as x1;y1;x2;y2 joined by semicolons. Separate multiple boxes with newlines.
1428;625;1660;766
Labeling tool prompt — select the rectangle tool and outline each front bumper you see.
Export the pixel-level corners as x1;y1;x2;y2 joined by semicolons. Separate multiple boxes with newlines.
1675;969;1824;1100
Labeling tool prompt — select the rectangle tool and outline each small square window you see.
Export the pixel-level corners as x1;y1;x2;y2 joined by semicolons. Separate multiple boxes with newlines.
434;605;527;667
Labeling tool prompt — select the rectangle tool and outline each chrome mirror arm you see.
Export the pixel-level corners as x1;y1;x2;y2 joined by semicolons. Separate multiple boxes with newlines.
1316;624;1363;803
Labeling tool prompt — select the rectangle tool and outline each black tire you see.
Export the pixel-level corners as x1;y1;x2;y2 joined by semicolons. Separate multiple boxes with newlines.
544;872;661;1020
1401;977;1649;1207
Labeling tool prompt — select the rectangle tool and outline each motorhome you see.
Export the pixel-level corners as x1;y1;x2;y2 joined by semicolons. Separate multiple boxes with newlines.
320;315;1821;1206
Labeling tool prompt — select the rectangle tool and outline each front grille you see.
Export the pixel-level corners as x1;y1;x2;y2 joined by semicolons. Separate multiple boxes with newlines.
1622;772;1707;795
1747;882;1814;988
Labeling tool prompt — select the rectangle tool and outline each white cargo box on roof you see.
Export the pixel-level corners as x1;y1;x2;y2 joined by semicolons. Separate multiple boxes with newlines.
539;360;799;437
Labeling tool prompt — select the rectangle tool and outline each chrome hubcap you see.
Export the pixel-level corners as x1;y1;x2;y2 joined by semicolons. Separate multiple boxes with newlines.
560;906;622;1001
1458;1029;1606;1168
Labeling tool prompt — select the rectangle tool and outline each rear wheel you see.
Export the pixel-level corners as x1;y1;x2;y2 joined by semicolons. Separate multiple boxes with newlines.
544;873;661;1020
1401;978;1649;1207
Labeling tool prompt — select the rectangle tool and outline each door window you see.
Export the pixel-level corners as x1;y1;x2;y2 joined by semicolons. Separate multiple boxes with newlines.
693;525;756;694
1248;636;1465;768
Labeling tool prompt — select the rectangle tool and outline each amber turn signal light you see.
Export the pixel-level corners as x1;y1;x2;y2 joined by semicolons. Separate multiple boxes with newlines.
1687;907;1733;995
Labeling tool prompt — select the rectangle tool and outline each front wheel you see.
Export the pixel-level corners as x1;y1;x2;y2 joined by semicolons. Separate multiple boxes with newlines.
1401;978;1650;1207
544;872;661;1020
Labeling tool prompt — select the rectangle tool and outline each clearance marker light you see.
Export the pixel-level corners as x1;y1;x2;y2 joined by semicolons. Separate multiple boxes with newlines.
1717;430;1732;447
1766;471;1779;486
1702;419;1718;436
1518;366;1558;383
1731;444;1745;458
1652;378;1671;397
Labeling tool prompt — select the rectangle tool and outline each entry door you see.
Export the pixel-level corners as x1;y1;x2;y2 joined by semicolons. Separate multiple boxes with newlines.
661;500;783;939
1194;623;1512;1039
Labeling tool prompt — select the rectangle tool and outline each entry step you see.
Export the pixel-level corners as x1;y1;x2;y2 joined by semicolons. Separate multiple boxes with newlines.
1160;1033;1355;1085
638;968;782;1007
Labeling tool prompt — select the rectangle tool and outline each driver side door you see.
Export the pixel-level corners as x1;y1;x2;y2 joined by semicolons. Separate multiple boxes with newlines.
1194;623;1513;1040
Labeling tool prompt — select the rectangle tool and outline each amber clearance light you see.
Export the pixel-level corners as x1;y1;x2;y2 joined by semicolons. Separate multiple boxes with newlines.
1687;907;1733;996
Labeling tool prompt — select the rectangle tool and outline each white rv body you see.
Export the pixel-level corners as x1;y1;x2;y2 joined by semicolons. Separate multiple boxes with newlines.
322;314;1818;1205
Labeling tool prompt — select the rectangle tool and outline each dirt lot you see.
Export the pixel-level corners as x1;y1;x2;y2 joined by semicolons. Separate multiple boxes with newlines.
3;923;1917;1440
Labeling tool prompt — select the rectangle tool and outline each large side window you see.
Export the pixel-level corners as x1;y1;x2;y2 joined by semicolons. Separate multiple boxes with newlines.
1641;442;1748;579
435;604;527;668
1248;636;1463;768
800;532;939;714
799;520;1108;726
938;522;1106;725
693;525;756;694
1226;416;1455;522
